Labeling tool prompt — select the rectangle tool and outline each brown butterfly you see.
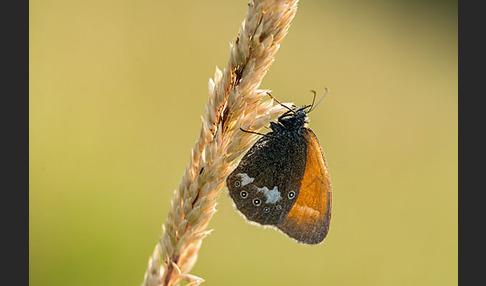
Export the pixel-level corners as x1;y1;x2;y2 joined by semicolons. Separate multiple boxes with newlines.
226;91;332;244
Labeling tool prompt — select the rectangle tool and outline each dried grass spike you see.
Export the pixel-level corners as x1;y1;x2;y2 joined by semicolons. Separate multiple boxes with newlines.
142;1;299;285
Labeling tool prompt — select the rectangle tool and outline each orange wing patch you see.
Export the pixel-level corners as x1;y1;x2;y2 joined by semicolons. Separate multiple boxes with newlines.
278;129;332;244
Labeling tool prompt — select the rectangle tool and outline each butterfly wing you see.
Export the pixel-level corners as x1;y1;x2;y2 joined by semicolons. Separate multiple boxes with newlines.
277;128;332;244
227;132;307;226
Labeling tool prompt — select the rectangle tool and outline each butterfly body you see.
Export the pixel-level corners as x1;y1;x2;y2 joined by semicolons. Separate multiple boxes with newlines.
226;106;332;244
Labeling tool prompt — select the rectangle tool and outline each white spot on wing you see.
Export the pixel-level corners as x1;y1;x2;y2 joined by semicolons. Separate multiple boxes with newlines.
236;173;254;186
257;186;282;204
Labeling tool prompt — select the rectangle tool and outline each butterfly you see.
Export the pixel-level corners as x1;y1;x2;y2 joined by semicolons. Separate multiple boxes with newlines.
226;91;332;244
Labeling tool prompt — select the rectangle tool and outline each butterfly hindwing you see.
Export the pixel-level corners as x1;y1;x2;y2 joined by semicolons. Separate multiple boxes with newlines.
227;130;308;226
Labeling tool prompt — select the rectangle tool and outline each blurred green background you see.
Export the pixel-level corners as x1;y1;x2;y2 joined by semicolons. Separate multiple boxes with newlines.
29;0;457;285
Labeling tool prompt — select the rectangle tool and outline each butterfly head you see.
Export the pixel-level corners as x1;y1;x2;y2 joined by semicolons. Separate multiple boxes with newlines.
272;105;310;133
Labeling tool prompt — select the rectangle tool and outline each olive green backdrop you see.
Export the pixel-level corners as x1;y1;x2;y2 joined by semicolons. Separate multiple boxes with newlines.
30;0;457;285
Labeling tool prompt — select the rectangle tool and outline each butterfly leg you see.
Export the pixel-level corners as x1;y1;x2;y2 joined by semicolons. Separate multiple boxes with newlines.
239;127;266;136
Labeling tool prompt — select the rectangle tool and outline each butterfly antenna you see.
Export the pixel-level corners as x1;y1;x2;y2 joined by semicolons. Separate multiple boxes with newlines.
267;91;295;113
308;87;329;113
309;90;317;111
